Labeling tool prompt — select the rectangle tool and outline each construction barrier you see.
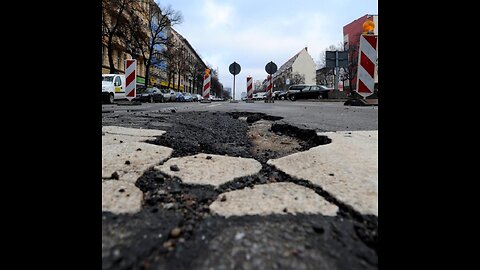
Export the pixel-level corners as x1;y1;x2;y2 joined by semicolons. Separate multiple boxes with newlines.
125;59;136;101
265;75;274;103
201;70;211;103
246;76;254;103
356;34;377;98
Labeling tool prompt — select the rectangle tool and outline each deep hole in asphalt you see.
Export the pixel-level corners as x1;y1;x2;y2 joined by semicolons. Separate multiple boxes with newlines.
102;111;378;270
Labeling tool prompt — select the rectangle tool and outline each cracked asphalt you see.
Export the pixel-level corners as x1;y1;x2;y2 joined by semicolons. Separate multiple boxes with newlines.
102;107;378;270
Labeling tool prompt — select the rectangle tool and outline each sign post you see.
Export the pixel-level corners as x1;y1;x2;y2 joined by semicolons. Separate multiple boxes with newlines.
326;51;348;90
264;61;277;103
229;62;241;103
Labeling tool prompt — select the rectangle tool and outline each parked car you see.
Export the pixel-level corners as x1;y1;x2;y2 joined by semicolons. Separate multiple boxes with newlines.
134;86;164;103
195;94;203;101
253;92;267;100
175;92;185;102
162;89;176;102
273;90;287;100
182;92;194;102
102;74;126;104
286;84;333;101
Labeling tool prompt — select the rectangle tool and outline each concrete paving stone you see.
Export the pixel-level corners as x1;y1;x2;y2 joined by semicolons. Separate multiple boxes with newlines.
102;133;153;146
102;126;166;137
267;130;378;216
209;182;338;217
102;142;173;183
155;153;262;188
102;180;143;214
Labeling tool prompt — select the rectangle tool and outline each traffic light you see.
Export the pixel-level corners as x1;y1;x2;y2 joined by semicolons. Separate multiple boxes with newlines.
205;68;210;75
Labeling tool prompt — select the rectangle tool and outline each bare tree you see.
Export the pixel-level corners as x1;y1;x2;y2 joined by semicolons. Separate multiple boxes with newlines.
210;74;223;97
102;0;136;73
290;72;305;85
317;42;344;69
124;2;182;87
174;46;188;91
344;42;359;95
186;59;205;94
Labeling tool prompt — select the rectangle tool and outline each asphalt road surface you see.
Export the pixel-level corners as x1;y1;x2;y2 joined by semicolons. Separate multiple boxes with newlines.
102;99;378;270
103;99;378;132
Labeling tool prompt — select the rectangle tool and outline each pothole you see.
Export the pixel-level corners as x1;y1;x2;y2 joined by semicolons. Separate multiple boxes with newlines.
231;112;331;163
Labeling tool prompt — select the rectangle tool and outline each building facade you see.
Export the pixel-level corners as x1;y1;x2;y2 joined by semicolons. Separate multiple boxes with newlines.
168;28;207;94
102;0;151;86
272;47;316;91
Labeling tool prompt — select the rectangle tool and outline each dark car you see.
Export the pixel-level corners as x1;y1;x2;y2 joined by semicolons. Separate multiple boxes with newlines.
134;87;164;103
174;92;185;102
273;90;287;100
286;84;333;101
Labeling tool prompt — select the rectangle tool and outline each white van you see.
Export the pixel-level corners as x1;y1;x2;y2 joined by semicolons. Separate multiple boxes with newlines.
102;74;126;104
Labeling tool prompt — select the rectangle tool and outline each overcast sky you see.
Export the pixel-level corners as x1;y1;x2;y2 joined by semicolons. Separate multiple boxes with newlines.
158;0;378;99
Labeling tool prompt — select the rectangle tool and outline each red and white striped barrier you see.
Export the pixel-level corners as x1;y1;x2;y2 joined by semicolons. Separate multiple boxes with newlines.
247;76;253;101
125;59;136;101
356;34;377;98
202;72;211;101
266;75;273;100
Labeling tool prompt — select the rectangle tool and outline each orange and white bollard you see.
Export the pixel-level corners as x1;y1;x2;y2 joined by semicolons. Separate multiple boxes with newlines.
201;69;211;103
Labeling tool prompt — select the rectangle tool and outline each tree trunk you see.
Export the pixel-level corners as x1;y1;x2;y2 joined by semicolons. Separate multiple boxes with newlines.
144;60;150;88
108;37;116;74
177;71;181;91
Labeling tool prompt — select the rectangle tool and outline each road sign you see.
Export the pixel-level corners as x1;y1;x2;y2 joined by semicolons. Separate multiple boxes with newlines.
337;51;348;67
326;51;348;68
229;62;241;75
265;61;277;75
125;59;136;101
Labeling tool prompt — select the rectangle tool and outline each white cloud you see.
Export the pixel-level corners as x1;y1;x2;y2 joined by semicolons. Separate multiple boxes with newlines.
202;0;234;28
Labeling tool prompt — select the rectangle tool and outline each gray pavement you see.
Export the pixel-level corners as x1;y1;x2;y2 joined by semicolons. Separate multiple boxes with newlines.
102;99;378;132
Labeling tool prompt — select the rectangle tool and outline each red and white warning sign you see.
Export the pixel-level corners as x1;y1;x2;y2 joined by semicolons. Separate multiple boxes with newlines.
125;59;137;101
247;76;253;100
266;75;273;99
202;69;211;100
356;35;377;98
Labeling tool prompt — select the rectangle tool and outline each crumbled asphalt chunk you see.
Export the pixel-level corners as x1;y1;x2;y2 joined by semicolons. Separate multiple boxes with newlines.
220;195;227;202
118;189;125;193
170;165;179;171
206;156;212;160
125;160;131;165
329;173;335;176
136;148;142;151
170;227;182;238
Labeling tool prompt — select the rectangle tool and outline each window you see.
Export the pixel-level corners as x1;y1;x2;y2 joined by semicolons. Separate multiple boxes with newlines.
114;76;122;86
